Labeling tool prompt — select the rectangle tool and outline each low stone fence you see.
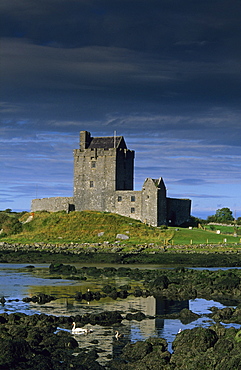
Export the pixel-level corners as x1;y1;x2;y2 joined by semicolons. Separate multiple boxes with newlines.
0;241;240;255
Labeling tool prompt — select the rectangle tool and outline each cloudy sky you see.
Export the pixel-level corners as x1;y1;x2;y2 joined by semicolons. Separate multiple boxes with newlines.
1;0;241;219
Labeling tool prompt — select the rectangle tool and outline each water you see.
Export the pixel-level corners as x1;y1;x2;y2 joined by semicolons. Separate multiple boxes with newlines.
0;263;240;363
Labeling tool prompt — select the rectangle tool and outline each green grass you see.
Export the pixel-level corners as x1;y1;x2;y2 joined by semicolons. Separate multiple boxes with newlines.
204;224;240;235
170;227;239;246
1;211;172;245
1;211;240;249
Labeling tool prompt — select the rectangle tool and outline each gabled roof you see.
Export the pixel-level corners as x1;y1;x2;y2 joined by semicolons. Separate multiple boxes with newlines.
143;177;166;189
88;136;127;149
153;178;166;188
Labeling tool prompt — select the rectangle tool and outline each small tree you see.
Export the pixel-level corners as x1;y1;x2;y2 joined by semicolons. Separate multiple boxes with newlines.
212;208;234;223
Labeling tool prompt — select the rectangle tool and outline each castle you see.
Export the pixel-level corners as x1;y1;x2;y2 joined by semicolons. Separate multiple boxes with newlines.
31;131;191;226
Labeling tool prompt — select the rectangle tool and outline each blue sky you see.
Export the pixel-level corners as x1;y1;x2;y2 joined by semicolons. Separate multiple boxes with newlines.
1;0;241;219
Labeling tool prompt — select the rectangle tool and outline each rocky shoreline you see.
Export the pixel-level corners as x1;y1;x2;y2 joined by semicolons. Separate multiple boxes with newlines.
1;247;241;368
1;307;241;369
0;241;241;266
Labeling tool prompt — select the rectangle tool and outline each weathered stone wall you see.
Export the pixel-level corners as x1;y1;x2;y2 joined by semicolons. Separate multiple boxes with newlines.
140;178;168;227
31;197;74;213
73;148;115;211
73;145;134;212
166;198;191;226
141;178;158;226
111;190;142;221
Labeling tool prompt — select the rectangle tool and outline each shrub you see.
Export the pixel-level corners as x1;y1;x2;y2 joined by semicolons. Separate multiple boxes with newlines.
0;214;22;236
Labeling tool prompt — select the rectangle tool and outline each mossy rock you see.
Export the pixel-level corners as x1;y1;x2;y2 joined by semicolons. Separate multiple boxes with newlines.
0;338;32;366
122;341;152;362
172;327;218;354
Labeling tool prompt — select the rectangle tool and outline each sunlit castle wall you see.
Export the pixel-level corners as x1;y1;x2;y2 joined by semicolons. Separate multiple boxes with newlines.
31;197;74;213
73;131;135;212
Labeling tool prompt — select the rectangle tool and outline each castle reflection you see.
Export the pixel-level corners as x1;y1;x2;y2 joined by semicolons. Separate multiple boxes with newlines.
27;283;189;364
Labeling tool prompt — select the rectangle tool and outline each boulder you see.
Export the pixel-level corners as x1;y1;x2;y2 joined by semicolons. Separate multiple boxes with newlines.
49;263;77;275
149;275;169;290
122;341;152;362
0;338;32;367
116;234;129;240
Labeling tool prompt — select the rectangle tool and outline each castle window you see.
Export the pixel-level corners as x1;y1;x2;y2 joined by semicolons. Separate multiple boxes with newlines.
118;196;122;202
131;207;135;213
131;195;135;202
90;181;94;188
91;161;96;168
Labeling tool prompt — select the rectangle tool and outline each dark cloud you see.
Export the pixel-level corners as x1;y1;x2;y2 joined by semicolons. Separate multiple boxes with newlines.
0;0;240;217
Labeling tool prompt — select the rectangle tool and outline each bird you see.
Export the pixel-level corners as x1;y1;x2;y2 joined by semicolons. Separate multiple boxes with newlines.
115;331;124;340
72;322;93;334
178;328;182;334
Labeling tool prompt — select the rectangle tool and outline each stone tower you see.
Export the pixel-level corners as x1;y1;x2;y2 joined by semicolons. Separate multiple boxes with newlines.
73;131;135;212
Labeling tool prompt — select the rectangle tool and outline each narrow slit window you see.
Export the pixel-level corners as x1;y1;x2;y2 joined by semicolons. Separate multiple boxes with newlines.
131;207;135;213
118;196;122;202
131;196;135;202
91;161;96;168
90;181;94;188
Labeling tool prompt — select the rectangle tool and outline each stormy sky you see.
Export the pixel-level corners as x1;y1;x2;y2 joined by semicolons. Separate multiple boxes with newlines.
1;0;241;219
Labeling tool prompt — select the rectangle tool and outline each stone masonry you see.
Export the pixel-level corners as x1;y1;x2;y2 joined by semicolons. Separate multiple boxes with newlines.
31;131;191;226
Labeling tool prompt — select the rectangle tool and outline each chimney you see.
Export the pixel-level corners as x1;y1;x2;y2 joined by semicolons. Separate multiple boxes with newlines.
80;131;91;150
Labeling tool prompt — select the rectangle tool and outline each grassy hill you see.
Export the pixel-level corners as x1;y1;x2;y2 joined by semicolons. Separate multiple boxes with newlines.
0;211;240;249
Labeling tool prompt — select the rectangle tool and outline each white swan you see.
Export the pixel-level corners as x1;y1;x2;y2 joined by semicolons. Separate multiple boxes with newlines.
115;331;124;340
72;322;92;334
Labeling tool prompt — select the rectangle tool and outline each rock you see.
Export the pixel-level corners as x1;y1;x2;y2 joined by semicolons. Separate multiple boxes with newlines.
122;341;153;362
209;307;235;321
172;327;218;354
49;263;77;275
125;311;146;321
118;289;128;299
23;293;56;304
149;275;169;290
88;311;123;326
215;274;240;289
133;287;143;297
179;308;200;324
171;327;219;368
117;337;171;369
0;338;32;367
235;329;241;342
116;234;129;240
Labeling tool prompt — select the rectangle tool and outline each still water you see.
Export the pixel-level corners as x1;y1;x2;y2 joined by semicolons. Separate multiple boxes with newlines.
0;263;240;362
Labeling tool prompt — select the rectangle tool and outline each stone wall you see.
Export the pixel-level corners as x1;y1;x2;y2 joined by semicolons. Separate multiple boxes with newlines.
112;190;142;221
31;197;74;213
73;148;117;211
73;144;134;212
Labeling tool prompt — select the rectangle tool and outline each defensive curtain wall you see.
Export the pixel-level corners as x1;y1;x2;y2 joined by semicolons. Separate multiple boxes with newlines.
31;131;191;226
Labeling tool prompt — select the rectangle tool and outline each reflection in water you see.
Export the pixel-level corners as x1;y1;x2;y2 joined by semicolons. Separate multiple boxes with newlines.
0;264;240;363
156;298;189;315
